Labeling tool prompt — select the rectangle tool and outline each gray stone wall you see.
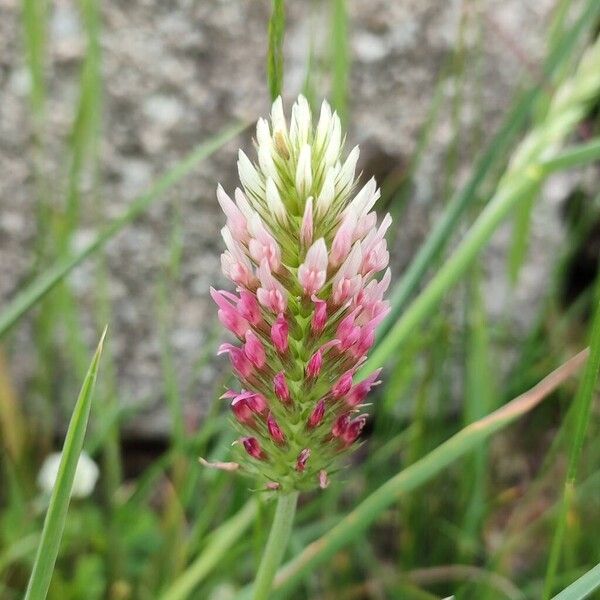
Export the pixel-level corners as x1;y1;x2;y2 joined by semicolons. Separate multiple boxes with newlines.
1;0;576;437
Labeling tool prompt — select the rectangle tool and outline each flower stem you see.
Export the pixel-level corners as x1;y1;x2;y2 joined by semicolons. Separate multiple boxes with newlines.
252;491;299;600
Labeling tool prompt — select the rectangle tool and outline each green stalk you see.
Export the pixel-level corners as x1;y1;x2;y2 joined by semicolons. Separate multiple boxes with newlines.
461;264;494;558
267;0;285;100
543;284;600;598
540;137;600;173
331;0;348;123
252;492;299;600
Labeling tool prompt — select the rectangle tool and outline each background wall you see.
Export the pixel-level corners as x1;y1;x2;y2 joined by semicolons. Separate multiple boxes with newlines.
0;0;586;438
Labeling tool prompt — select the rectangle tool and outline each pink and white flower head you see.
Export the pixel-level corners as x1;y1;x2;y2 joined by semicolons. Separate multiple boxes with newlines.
211;96;391;492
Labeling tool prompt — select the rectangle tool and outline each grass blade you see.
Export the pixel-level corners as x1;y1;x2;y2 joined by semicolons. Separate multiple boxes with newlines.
267;0;285;100
24;327;107;600
461;267;495;557
21;0;46;121
543;285;600;598
0;349;26;462
233;350;588;599
540;137;600;173
0;122;246;340
330;0;349;123
552;563;600;600
364;34;600;377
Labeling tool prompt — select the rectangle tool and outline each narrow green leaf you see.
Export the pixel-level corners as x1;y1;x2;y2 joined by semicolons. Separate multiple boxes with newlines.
267;0;285;100
540;137;600;174
233;350;588;599
330;0;348;123
461;266;495;554
21;0;47;120
0;123;246;340
507;185;539;285
24;327;107;600
510;137;600;284
552;563;600;600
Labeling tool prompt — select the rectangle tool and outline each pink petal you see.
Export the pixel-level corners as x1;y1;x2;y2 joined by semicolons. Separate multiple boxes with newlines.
242;437;265;460
218;343;254;379
307;399;325;428
330;212;356;267
217;184;248;243
298;238;328;295
332;371;353;398
274;372;291;404
296;448;311;472
267;413;286;444
257;261;287;314
248;213;281;272
346;369;382;406
244;330;266;369
332;413;350;437
238;290;261;325
311;296;328;334
306;350;322;379
271;314;289;353
318;470;330;489
341;414;368;445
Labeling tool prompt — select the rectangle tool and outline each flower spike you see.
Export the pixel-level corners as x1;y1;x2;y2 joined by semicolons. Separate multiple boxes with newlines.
212;96;391;491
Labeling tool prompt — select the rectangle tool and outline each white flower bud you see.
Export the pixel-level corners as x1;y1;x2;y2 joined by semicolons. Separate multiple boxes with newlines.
38;451;99;499
266;178;287;222
316;168;336;216
296;144;313;198
238;150;263;199
256;118;271;149
290;95;311;149
271;96;287;136
314;100;332;153
323;113;342;166
337;145;359;194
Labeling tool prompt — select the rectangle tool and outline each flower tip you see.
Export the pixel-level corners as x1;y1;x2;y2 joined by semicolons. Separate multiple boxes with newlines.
274;371;291;404
242;437;265;460
318;470;330;489
216;343;233;356
306;350;323;379
296;448;311;472
267;412;286;445
308;399;326;429
199;457;240;472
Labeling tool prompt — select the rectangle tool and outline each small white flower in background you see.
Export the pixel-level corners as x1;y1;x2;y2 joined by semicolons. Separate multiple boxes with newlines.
37;451;99;498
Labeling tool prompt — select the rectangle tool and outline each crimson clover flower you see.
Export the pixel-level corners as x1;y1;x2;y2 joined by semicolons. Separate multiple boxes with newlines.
211;95;391;491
